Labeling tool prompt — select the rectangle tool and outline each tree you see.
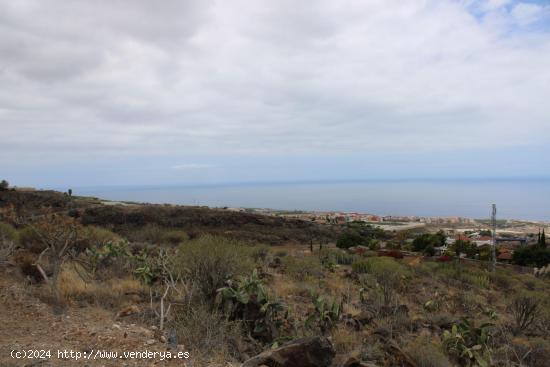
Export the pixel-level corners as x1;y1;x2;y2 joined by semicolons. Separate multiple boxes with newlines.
412;232;446;252
424;244;435;256
68;188;72;197
0;222;18;265
451;239;477;258
541;228;546;248
336;230;367;249
26;211;82;313
479;229;492;237
0;180;8;191
512;245;550;267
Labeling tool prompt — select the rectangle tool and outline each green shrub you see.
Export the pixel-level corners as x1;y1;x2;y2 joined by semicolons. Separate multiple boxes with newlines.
352;256;410;278
129;224;165;244
17;226;45;253
0;222;18;244
161;229;189;245
519;338;550;367
274;250;287;257
0;222;17;262
85;240;131;278
174;235;253;302
450;239;478;258
443;318;494;367
248;245;271;263
513;245;550;267
336;230;367;249
216;269;285;342
305;295;340;334
354;257;410;312
352;259;371;274
462;272;491;289
78;226;122;250
324;249;355;265
424;244;436;256
283;255;323;281
413;231;446;252
510;293;541;335
488;270;514;290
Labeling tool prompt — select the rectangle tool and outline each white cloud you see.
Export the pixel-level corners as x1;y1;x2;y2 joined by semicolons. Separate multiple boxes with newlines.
484;0;513;11
0;0;549;163
510;3;547;25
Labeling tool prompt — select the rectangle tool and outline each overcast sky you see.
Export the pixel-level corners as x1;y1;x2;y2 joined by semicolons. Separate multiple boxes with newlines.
1;0;549;188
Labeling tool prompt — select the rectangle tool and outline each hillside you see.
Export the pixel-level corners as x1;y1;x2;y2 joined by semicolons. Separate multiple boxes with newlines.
0;189;336;245
0;189;549;366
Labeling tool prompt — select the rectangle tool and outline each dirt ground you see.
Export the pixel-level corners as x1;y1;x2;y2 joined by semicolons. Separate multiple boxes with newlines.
0;274;196;367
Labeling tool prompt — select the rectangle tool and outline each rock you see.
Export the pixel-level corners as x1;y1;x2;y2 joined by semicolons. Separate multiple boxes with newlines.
353;311;374;326
112;323;121;330
333;350;378;367
419;328;432;338
396;304;409;315
135;326;154;338
268;257;282;268
167;329;178;350
116;305;140;319
145;339;156;346
338;356;375;367
159;335;166;343
242;336;335;367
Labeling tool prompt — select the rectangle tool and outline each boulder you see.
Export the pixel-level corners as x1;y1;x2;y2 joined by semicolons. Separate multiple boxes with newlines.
331;350;379;367
338;356;378;367
242;336;335;367
268;257;282;268
116;304;139;319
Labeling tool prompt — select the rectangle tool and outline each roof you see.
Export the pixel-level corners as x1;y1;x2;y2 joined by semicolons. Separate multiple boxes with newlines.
497;252;513;260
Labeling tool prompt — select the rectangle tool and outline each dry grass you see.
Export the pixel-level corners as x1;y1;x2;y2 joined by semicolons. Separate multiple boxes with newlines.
283;254;324;281
271;273;318;300
331;327;362;353
171;303;244;365
404;337;451;367
58;265;146;308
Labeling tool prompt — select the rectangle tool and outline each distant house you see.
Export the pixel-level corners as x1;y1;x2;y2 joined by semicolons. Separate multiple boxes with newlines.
336;216;347;225
456;234;471;242
474;236;492;247
447;233;471;246
497;251;513;263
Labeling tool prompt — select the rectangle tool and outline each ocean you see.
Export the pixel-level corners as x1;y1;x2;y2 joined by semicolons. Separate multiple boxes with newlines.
74;178;550;221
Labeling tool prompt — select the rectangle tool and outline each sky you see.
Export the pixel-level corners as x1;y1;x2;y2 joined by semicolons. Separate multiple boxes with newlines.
1;0;549;188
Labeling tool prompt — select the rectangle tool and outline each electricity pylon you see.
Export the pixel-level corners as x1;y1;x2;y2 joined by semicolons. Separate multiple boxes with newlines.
490;204;497;272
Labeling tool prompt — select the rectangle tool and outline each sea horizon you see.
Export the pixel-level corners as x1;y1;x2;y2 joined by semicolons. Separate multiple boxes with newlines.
60;177;550;222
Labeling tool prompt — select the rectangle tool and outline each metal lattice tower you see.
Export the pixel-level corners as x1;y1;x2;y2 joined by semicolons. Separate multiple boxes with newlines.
490;204;497;272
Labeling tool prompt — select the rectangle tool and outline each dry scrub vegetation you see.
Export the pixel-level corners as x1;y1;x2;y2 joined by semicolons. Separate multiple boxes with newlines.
0;200;550;366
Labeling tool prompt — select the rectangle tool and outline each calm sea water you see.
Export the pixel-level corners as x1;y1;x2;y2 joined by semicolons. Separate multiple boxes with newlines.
75;179;550;221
